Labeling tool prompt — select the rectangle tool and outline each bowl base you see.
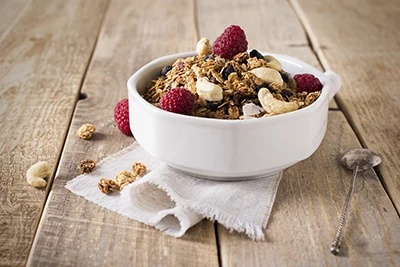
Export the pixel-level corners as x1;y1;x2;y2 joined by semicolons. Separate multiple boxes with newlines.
167;163;296;181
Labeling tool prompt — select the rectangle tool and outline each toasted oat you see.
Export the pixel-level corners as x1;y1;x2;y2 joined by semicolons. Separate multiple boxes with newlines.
305;91;321;106
228;105;240;119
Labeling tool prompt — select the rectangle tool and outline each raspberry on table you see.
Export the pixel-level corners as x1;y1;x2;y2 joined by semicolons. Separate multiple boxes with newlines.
160;88;196;115
114;98;132;136
293;74;323;93
212;25;248;59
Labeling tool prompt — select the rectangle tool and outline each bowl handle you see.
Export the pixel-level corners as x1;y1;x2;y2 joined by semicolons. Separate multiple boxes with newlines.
324;71;342;101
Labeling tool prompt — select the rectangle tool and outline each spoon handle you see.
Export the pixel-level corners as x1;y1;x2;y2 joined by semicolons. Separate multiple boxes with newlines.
331;165;359;255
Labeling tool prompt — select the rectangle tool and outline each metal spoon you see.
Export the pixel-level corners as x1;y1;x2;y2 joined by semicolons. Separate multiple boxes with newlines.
330;148;382;255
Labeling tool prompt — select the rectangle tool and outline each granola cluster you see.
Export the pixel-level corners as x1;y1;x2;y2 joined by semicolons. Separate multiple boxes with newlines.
115;170;136;190
77;159;96;174
76;123;96;139
98;178;117;194
132;162;147;177
143;51;321;120
97;162;147;194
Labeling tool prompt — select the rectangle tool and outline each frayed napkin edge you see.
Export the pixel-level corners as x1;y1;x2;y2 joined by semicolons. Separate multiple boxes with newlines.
141;175;282;241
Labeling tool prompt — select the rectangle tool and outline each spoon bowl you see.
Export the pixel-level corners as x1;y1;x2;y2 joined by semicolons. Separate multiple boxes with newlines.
340;148;382;171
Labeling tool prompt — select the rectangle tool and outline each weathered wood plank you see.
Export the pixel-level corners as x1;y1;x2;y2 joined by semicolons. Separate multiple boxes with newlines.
290;0;400;211
28;0;219;266
0;0;29;40
217;111;400;266
0;0;108;266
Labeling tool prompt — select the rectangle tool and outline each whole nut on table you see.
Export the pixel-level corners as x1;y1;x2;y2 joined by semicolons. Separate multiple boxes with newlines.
26;161;51;188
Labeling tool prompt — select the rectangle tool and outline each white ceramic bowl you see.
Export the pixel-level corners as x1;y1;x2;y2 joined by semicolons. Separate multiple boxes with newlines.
127;51;341;181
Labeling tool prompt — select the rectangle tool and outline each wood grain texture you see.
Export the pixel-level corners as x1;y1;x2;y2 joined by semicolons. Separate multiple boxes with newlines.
217;111;400;266
0;0;29;41
0;0;108;266
290;0;400;211
28;0;219;266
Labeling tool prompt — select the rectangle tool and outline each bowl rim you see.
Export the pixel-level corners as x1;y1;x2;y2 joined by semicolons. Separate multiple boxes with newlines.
127;51;331;126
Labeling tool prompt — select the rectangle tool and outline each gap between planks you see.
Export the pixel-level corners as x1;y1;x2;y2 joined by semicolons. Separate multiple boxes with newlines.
214;223;222;267
25;1;112;265
287;0;399;216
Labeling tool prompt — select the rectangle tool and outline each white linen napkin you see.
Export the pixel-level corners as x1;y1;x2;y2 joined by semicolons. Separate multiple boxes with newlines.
65;142;282;240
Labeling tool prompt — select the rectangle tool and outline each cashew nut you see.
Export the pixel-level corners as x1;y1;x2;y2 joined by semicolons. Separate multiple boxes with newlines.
26;161;51;188
258;88;299;115
196;37;212;57
264;55;282;71
250;67;283;86
196;77;223;101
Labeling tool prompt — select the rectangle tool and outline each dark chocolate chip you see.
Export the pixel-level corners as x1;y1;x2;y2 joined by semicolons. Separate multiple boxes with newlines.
222;64;235;80
206;101;219;111
280;90;293;101
249;49;264;59
161;65;172;76
280;71;290;82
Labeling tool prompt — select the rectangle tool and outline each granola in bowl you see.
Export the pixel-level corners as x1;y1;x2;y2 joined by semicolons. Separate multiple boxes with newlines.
143;51;321;120
142;25;322;120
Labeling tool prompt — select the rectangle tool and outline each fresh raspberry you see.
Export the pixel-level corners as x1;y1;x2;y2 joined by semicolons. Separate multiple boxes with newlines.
114;98;132;136
160;88;195;115
293;74;323;93
212;25;248;59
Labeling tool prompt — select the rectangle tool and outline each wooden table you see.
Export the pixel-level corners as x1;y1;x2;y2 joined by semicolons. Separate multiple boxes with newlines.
1;0;399;266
